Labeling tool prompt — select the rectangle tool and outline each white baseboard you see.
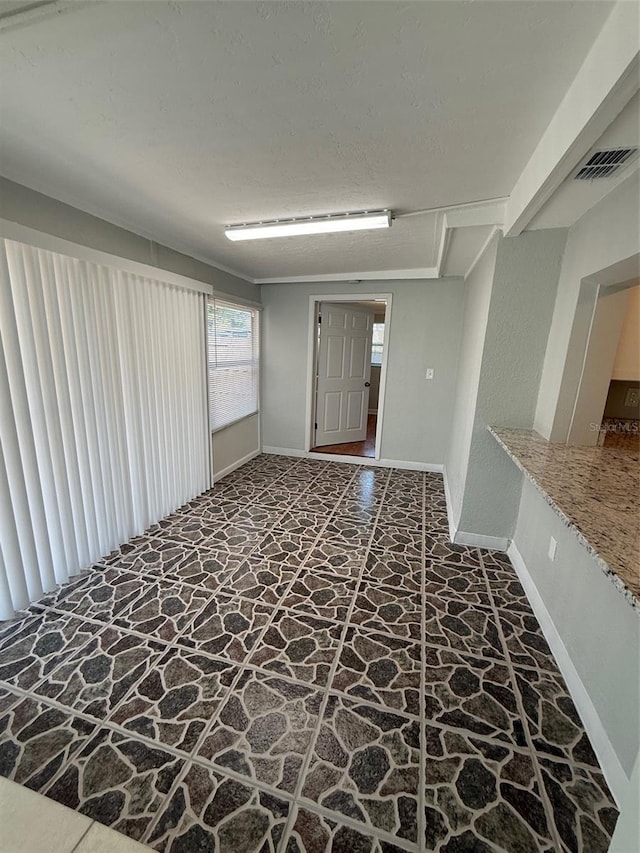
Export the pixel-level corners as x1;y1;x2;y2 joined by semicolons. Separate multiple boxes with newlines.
213;449;261;482
262;446;442;472
442;469;508;550
442;469;458;543
508;541;627;807
455;531;509;551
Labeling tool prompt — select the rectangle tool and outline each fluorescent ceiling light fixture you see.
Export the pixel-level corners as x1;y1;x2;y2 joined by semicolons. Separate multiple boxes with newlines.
225;210;392;241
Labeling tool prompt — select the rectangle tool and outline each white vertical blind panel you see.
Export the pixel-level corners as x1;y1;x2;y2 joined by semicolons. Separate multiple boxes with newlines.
0;239;208;618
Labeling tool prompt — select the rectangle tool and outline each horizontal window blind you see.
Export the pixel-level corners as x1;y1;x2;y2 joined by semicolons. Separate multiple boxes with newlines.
207;298;259;432
0;239;209;619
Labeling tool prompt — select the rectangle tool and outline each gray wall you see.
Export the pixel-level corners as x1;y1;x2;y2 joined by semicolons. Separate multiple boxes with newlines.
1;178;262;482
535;173;640;441
513;478;640;784
261;279;465;465
457;229;567;539
0;177;260;304
446;234;499;527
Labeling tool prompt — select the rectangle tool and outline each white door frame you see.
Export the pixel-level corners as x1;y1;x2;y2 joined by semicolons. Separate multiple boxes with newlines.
305;293;393;460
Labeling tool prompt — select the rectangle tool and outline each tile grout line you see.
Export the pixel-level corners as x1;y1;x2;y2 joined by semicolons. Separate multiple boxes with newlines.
418;470;427;853
139;465;362;847
477;549;564;853
277;467;396;850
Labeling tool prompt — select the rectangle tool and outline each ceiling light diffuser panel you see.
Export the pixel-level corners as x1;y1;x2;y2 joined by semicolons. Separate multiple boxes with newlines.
225;210;392;241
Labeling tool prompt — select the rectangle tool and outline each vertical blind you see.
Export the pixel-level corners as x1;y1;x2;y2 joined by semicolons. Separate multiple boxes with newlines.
0;239;209;619
207;297;259;432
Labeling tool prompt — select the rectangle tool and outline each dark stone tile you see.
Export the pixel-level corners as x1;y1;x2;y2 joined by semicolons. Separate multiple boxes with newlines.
332;628;421;716
109;647;238;753
514;667;600;767
425;596;505;662
249;610;343;686
0;696;97;792
362;550;422;592
425;535;482;568
113;580;211;642
350;584;422;641
301;694;420;844
251;532;316;567
33;625;166;720
305;541;368;578
423;724;555;851
539;756;618;853
44;728;184;841
219;559;298;606
146;763;290;851
371;528;422;558
283;806;402;852
499;611;560;672
177;593;273;662
424;562;491;609
0;609;101;690
424;645;527;747
281;569;358;622
38;568;152;622
196;671;323;794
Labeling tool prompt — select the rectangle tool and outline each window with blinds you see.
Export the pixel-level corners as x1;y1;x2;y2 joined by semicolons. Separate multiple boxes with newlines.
207;298;260;432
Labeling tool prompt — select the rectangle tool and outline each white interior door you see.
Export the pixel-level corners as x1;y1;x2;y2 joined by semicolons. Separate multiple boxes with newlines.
314;302;374;447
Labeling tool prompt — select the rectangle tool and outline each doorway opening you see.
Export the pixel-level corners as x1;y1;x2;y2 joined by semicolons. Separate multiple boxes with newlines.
306;295;391;461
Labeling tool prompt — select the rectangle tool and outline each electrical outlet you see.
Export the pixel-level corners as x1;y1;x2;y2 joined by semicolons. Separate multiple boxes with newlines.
624;387;639;407
548;536;557;562
425;368;434;380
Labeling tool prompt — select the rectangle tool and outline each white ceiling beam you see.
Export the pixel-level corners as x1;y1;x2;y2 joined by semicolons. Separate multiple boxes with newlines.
444;200;506;230
505;2;640;236
255;268;441;284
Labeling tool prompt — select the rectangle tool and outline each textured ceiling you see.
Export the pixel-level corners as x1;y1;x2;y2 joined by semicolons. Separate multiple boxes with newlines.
0;1;614;279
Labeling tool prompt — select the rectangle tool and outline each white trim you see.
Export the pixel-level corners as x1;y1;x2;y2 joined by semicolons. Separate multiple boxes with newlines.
454;531;509;551
508;541;627;807
212;448;261;483
256;268;439;284
367;408;378;415
305;293;393;462
262;446;442;472
464;226;500;281
442;469;458;543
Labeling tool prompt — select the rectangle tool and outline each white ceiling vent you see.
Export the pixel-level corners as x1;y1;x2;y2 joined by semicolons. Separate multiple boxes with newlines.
574;148;638;180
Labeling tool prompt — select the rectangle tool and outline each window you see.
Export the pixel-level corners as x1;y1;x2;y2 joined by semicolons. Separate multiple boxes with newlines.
207;298;259;431
371;322;385;365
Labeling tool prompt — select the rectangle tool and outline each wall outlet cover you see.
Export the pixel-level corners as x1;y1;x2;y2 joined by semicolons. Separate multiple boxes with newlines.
425;368;434;380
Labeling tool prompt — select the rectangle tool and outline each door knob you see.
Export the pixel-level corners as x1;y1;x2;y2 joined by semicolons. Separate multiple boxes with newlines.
364;382;371;387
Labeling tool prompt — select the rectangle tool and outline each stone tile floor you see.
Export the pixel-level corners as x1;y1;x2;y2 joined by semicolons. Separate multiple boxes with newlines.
0;455;619;852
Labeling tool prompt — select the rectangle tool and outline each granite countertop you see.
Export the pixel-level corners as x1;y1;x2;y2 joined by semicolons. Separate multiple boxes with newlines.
489;427;639;610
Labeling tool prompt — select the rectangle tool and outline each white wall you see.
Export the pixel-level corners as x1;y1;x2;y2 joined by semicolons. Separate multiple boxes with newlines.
512;478;640;802
261;279;465;466
445;233;499;527
611;284;640;381
535;173;640;441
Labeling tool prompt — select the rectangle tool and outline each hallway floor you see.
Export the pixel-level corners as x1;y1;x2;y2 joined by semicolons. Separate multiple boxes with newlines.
0;456;618;852
312;414;377;458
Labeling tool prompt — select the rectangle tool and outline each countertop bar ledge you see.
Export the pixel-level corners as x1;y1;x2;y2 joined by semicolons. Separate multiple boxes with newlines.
489;426;639;611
